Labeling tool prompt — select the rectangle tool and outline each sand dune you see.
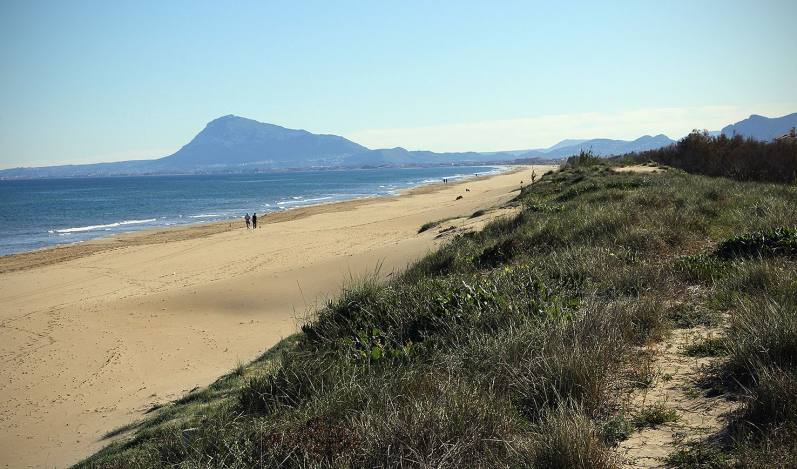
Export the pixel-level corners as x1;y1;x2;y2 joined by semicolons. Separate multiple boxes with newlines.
0;166;554;467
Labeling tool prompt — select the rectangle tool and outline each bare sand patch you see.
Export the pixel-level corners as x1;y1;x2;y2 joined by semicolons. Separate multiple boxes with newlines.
617;325;739;468
613;165;664;174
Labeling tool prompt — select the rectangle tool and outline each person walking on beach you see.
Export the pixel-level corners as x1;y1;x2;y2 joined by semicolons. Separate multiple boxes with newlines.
244;213;251;229
252;212;258;229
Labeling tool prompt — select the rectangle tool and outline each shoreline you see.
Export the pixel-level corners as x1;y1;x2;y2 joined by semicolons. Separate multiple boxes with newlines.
0;165;553;467
0;166;513;274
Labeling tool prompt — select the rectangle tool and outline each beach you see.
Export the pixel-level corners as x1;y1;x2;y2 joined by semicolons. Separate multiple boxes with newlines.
0;165;553;467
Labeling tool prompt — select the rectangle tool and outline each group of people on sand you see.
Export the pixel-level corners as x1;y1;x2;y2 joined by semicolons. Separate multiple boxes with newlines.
244;212;258;229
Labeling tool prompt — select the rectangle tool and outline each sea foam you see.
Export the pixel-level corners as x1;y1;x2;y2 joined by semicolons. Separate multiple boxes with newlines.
55;219;157;233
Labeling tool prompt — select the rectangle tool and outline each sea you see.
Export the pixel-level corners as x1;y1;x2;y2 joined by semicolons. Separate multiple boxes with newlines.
0;165;503;256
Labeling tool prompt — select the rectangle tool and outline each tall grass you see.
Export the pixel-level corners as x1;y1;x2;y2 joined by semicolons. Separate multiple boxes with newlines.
77;162;797;468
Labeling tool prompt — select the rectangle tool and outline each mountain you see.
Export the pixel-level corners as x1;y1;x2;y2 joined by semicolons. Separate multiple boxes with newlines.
479;137;643;159
342;147;506;167
152;115;368;169
0;116;522;178
542;139;590;153
517;134;675;159
721;113;797;141
0;115;701;179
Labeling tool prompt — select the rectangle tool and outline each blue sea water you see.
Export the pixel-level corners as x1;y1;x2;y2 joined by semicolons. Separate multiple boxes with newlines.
0;166;502;256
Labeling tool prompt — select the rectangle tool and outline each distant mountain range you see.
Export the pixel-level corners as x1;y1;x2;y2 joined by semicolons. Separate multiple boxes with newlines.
514;134;676;159
1;112;793;179
721;112;797;141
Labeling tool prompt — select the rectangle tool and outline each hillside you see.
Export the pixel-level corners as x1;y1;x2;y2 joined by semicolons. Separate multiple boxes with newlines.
0;117;521;178
518;134;675;158
0;116;678;179
721;112;797;140
7;112;797;179
78;160;797;467
153;115;368;169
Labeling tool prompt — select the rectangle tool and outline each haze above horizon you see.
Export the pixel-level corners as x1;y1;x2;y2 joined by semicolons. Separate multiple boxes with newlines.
1;0;795;169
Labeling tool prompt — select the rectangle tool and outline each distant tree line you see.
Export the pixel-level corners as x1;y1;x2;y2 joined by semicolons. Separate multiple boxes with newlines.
621;130;797;184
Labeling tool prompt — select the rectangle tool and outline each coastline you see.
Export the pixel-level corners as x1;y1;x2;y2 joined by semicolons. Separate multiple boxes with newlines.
0;165;553;467
0;166;512;274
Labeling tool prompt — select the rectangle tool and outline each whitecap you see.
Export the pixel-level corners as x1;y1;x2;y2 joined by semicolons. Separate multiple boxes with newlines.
55;218;156;233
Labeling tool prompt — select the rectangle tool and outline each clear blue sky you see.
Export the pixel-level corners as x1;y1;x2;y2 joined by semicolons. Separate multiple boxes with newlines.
1;0;795;168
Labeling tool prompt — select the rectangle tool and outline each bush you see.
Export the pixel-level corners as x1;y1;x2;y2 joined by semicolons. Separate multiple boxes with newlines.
627;130;797;184
565;150;603;168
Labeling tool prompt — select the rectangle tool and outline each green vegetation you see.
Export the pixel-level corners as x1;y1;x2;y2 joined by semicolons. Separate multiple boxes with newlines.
684;336;728;358
634;404;679;429
469;208;487;218
418;216;458;233
624;130;797;183
666;441;730;468
684;337;728;357
78;160;797;468
565;149;603;168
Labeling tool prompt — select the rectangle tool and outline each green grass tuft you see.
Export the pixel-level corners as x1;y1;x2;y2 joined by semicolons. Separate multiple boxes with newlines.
634;403;679;428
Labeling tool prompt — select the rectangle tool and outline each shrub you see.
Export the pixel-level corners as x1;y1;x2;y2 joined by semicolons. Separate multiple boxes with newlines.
564;150;603;169
626;130;797;184
600;413;634;447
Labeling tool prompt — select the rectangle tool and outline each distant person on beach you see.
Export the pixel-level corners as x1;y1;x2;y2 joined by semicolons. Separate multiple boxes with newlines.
244;213;251;229
252;212;258;229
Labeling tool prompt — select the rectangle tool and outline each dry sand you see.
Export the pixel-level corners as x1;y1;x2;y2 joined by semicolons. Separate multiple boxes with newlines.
613;164;664;174
0;165;554;468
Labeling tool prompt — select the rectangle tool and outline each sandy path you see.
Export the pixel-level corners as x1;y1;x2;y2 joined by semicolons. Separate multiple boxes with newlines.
618;325;738;468
0;166;553;468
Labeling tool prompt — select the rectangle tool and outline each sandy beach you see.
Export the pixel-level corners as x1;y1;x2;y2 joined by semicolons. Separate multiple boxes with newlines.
0;166;553;467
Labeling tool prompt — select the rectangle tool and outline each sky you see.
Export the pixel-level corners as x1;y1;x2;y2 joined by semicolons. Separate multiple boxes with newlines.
0;1;795;169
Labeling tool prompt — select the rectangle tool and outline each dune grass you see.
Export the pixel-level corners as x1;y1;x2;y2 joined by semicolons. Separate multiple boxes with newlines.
418;216;458;233
76;161;797;468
